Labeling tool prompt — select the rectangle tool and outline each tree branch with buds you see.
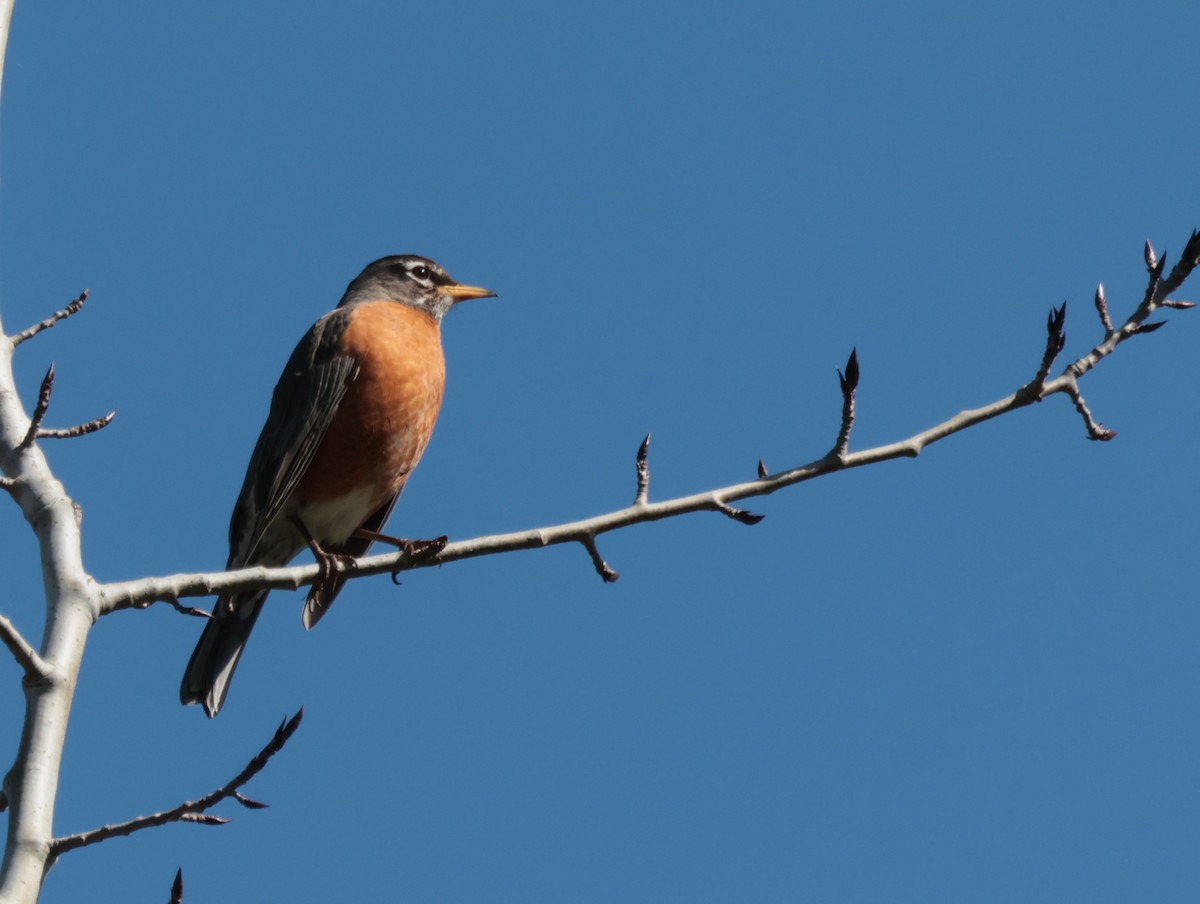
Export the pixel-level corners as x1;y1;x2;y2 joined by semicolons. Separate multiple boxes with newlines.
0;226;1197;904
95;230;1200;605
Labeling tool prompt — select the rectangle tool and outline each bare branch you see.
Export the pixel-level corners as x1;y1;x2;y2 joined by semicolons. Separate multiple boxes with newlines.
10;289;89;347
633;433;651;505
0;612;52;682
95;230;1199;618
37;410;116;440
48;710;303;862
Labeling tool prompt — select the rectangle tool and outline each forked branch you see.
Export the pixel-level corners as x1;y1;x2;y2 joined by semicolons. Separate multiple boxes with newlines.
47;710;303;866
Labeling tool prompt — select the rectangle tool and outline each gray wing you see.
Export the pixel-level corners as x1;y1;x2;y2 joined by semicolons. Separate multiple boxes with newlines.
227;308;359;568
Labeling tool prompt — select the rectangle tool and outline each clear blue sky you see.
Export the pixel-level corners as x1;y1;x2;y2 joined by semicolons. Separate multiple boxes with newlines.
1;1;1198;901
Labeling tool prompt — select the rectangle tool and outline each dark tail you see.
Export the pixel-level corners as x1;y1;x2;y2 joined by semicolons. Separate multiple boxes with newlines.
180;591;266;717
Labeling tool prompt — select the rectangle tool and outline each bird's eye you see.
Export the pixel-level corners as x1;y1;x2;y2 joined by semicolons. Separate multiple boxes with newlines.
410;265;432;280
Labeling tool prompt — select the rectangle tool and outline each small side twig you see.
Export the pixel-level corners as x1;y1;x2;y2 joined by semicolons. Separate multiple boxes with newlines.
1159;229;1200;298
1140;243;1166;312
1064;381;1116;441
0;612;53;683
168;869;183;904
831;347;859;457
10;289;89;347
1029;303;1067;391
20;363;55;448
581;535;619;583
132;598;212;619
48;709;304;862
1093;284;1113;333
37;410;116;440
712;498;765;525
633;433;651;505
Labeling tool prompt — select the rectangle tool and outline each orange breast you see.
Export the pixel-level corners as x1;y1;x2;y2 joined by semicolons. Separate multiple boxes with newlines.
299;301;446;505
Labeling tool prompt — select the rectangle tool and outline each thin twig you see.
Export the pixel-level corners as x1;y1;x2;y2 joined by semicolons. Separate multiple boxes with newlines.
20;363;54;448
581;535;619;582
132;598;212;619
49;710;303;862
633;433;651;505
169;869;183;904
1159;229;1200;298
0;612;52;682
1027;303;1067;391
10;289;89;347
831;347;859;457
37;410;116;440
712;499;765;525
1093;284;1113;333
1063;381;1116;441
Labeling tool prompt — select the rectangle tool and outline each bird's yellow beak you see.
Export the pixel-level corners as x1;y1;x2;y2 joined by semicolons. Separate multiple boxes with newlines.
445;283;497;301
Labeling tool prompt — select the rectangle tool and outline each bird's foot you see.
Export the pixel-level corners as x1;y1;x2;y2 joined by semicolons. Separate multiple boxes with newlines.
352;528;448;581
353;527;448;559
291;516;359;598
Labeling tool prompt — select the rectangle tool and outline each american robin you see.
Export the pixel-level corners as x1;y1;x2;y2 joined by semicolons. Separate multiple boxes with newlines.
180;255;495;717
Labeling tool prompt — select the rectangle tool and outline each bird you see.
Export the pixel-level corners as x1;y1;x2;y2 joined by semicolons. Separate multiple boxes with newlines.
181;255;495;717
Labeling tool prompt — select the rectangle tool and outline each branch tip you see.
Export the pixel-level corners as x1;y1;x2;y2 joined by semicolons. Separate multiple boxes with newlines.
714;499;765;525
233;792;269;810
634;432;651;505
757;459;768;479
20;363;56;447
133;598;212;619
11;289;91;346
1064;382;1115;441
179;813;230;826
170;869;183;904
581;536;619;582
38;409;117;441
831;347;859;457
837;346;859;393
1093;283;1113;332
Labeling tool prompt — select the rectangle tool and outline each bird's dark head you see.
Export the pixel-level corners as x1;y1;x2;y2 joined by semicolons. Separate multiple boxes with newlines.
339;255;495;321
